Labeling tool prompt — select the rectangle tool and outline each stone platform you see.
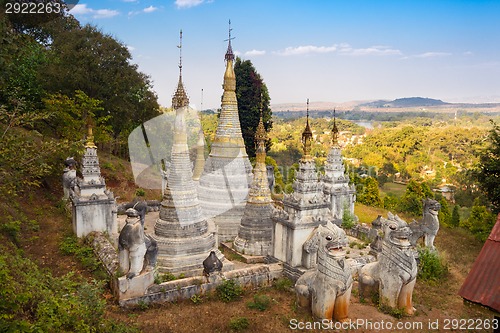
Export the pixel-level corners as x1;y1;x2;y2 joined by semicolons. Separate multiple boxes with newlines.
221;242;266;264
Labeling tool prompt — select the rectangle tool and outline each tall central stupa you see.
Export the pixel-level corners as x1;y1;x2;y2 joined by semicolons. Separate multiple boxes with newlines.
151;32;220;276
198;22;253;241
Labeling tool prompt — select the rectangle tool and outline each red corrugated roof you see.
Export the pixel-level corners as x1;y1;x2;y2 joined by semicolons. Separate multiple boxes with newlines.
458;214;500;312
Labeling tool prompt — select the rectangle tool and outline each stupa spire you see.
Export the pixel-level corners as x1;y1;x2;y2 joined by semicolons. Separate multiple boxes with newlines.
332;108;339;146
301;99;313;160
197;21;253;241
224;19;235;62
172;29;189;109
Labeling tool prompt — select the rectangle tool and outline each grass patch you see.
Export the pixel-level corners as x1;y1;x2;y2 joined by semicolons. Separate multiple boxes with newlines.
247;294;271;311
354;202;415;224
228;317;249;331
59;235;102;273
354;203;389;224
219;245;246;262
380;182;407;197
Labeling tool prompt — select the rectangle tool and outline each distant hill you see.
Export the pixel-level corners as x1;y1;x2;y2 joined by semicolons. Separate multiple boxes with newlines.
360;97;448;108
271;97;500;113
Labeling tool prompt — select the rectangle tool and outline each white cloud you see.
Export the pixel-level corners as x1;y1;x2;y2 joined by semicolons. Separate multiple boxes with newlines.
70;4;119;19
274;43;400;57
129;6;159;16
143;6;158;13
244;49;266;56
70;4;92;15
415;52;451;58
126;45;136;52
463;51;473;56
339;45;402;56
234;50;241;56
275;44;338;56
175;0;205;9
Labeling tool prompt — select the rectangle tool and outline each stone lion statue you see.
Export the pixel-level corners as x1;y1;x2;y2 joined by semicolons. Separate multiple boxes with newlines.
295;222;353;321
118;208;157;279
409;198;441;250
62;157;77;199
359;212;417;315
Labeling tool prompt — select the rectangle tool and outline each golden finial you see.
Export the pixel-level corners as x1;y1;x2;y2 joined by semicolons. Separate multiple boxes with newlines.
332;108;339;146
255;110;266;144
85;118;97;149
255;93;267;162
301;98;313;158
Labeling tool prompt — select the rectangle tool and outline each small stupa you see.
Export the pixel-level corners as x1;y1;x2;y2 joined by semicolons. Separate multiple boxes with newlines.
273;100;332;270
198;21;253;241
233;108;274;256
322;110;356;223
71;121;117;238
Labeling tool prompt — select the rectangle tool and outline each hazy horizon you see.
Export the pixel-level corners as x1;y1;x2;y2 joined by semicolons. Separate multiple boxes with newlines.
71;1;500;109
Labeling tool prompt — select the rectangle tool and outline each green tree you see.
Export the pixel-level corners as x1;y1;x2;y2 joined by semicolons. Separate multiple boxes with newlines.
41;23;159;139
358;177;382;207
41;90;112;143
451;205;460;227
234;57;272;157
437;196;451;226
461;198;496;241
475;121;500;213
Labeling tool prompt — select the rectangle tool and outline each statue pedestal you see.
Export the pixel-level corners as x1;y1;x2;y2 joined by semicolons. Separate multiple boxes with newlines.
117;271;155;300
72;196;117;239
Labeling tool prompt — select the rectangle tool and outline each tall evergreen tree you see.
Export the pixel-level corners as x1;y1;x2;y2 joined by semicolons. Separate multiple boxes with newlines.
234;57;272;158
437;196;451;226
451;205;460;227
475;120;500;213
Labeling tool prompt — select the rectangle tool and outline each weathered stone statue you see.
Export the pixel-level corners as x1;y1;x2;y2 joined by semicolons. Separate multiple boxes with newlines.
203;250;223;276
117;198;149;226
295;222;353;321
62;157;77;199
409;198;441;250
119;208;147;279
359;212;417;315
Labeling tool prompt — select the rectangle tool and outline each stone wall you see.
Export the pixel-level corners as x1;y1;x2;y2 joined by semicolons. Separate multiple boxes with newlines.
87;231;283;307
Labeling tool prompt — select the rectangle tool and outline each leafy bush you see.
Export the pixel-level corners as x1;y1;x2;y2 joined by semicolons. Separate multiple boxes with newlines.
155;272;177;284
417;247;448;282
247;294;271;311
342;204;356;229
135;188;146;197
228;317;249;331
0;244;138;332
0;218;21;245
274;277;293;292
216;279;243;303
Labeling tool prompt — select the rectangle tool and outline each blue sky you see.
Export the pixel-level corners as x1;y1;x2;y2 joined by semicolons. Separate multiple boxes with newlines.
70;0;500;109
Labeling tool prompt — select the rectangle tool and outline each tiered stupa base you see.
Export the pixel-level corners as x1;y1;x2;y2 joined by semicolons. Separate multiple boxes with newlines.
198;152;253;242
233;204;273;256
